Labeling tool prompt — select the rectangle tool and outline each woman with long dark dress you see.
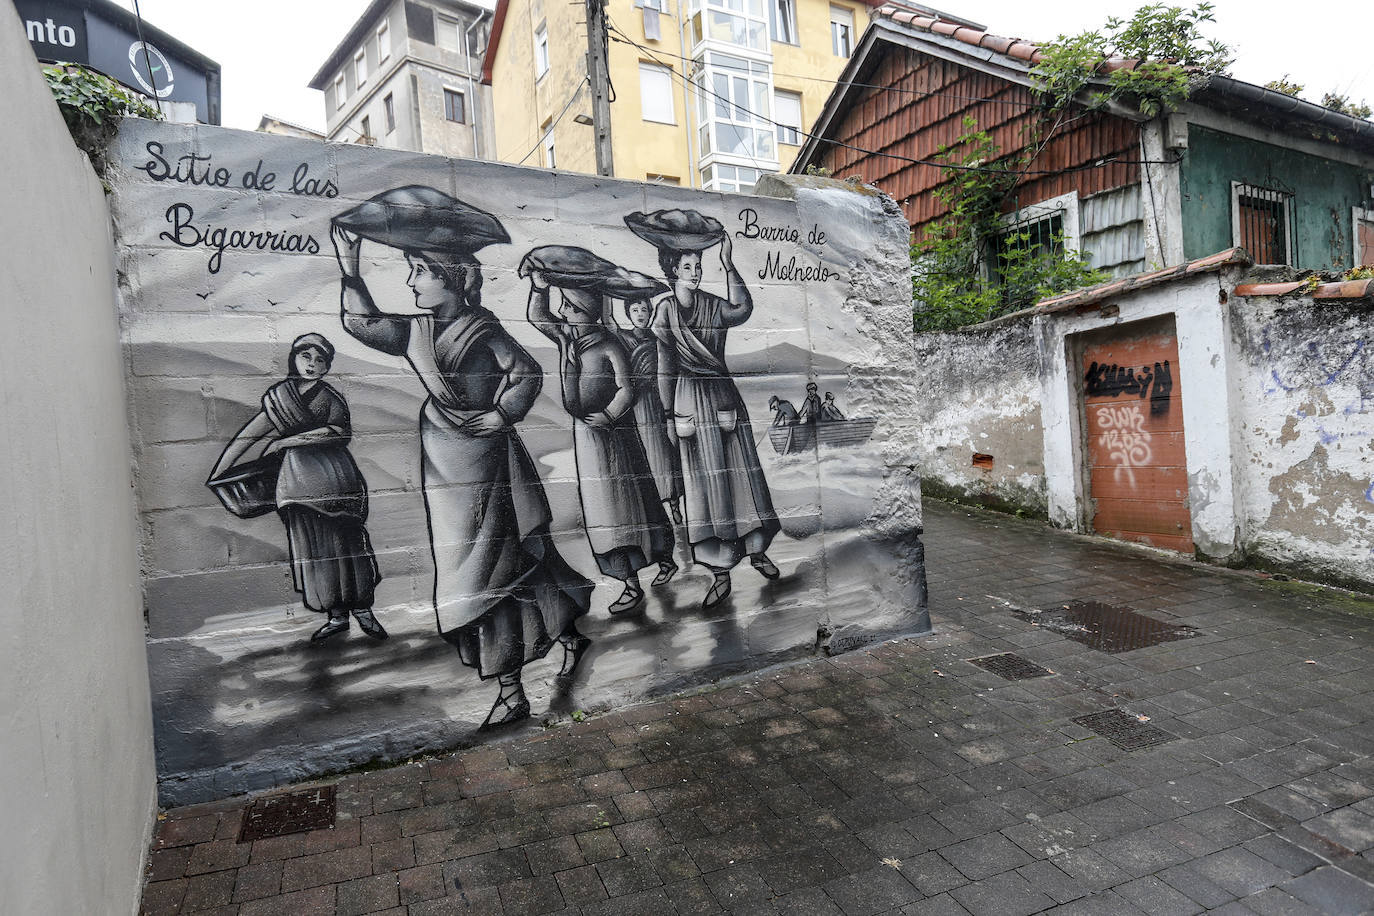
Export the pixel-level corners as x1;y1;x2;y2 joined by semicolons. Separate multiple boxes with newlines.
330;187;593;728
209;333;386;643
601;296;685;525
526;272;676;614
628;214;782;609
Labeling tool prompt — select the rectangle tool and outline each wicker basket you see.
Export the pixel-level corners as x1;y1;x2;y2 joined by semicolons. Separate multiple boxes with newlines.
206;453;282;519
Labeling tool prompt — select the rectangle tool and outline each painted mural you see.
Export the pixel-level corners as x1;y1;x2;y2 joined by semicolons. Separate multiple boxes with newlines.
108;121;927;803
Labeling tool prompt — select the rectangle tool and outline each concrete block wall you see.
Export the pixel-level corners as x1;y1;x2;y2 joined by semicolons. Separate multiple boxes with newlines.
106;121;928;805
0;6;155;913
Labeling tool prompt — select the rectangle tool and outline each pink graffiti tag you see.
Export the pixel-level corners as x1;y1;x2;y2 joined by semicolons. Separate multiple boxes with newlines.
1095;403;1153;488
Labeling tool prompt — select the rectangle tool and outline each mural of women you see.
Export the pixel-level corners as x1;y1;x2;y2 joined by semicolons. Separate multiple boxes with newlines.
520;246;677;614
207;333;385;643
330;186;594;729
626;209;782;609
600;294;685;525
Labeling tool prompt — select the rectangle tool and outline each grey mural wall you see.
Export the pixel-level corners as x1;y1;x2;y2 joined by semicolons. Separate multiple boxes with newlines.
107;120;928;805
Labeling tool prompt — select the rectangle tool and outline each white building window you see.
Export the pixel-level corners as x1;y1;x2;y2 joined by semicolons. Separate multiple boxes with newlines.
384;92;396;133
354;49;368;86
829;5;853;57
693;52;776;165
543;132;556;168
534;22;549;78
437;15;461;51
773;89;801;145
377;21;390;62
639;64;676;123
701;163;760;193
334;71;346;108
688;0;768;52
1231;182;1294;265
770;0;797;44
444;88;466;123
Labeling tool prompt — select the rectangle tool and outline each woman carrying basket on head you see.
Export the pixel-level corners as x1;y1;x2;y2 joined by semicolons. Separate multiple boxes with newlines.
625;209;782;610
330;186;594;729
207;333;386;644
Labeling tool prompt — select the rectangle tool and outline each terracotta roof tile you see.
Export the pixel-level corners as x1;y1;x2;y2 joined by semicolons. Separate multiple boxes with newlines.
1313;279;1374;299
1232;281;1305;296
953;27;986;44
979;34;1014;53
930;20;960;36
1021;248;1252;316
1006;41;1039;62
910;15;937;29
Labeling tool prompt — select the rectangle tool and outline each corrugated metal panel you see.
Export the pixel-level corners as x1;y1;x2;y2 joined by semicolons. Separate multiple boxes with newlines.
1082;185;1142;233
1080;185;1145;275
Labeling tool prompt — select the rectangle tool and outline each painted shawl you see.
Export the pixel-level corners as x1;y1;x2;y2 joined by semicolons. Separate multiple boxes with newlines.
262;380;367;520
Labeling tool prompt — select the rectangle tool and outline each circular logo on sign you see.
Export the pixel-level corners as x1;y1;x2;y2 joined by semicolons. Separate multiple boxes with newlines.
128;41;174;98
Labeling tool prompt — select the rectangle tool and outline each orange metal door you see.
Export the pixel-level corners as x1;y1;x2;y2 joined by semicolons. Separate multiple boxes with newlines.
1082;328;1194;553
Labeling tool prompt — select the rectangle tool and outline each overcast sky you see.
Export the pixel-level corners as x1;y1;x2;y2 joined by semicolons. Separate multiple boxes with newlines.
112;0;1371;133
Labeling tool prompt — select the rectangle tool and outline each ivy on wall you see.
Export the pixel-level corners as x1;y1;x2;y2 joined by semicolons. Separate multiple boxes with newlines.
44;64;162;175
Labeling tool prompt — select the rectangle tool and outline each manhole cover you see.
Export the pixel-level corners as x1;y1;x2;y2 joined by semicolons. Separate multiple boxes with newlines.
238;785;337;843
1013;601;1196;653
968;653;1053;680
1073;708;1175;750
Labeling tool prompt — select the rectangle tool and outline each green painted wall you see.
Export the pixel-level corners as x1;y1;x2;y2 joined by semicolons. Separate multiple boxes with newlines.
1180;125;1372;269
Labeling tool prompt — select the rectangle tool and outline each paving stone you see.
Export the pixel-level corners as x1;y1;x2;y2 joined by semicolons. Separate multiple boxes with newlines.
940;832;1034;881
1112;875;1204;915
1281;865;1374;915
1303;805;1374;852
948;869;1055;916
335;873;399;916
1156;863;1240;909
180;869;238;911
231;860;283;903
823;864;922;915
900;893;973;915
396;863;446;904
497;874;565;914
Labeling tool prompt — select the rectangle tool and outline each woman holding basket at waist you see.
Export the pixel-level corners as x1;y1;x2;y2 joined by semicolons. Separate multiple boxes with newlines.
207;333;385;644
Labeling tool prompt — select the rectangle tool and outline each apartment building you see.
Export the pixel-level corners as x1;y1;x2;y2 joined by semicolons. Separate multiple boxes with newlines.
484;0;958;190
309;0;494;159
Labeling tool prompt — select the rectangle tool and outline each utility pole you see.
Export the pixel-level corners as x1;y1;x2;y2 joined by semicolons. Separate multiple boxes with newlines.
585;0;614;177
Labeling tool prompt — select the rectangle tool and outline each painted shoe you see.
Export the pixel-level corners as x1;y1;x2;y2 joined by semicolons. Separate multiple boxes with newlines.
608;586;645;615
310;616;350;642
702;573;732;609
750;554;780;580
651;561;679;587
558;634;593;679
352;609;389;640
480;692;531;730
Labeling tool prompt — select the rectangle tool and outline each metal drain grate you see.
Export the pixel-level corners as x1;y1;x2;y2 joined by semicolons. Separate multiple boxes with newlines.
238;785;337;843
1014;601;1197;653
968;653;1053;680
1073;708;1175;750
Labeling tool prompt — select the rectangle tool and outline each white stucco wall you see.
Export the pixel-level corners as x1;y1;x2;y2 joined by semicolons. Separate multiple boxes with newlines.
0;6;156;914
1039;272;1244;559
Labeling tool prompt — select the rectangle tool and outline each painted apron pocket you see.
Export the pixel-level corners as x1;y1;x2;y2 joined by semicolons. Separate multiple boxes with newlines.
674;413;697;438
716;408;738;433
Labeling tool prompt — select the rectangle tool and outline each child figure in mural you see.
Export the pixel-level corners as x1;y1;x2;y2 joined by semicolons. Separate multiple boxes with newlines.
330;186;594;729
208;333;386;643
600;295;686;526
520;246;677;614
625;209;782;609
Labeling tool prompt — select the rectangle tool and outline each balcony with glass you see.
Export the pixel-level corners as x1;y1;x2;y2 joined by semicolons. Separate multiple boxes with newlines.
687;0;769;54
692;52;777;190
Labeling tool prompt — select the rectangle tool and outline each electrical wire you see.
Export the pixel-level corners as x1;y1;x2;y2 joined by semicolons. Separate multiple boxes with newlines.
608;20;1183;178
608;32;1044;110
517;77;590;166
130;0;164;117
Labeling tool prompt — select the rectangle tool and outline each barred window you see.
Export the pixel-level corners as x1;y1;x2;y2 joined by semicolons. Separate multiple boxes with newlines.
1231;182;1293;265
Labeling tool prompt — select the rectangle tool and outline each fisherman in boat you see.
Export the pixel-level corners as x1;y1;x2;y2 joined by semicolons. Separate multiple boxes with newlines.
820;391;845;421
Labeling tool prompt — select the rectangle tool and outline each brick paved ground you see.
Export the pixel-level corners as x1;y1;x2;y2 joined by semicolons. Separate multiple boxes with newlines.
140;499;1374;915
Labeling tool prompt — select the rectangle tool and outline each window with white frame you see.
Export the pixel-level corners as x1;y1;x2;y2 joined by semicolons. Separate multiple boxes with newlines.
443;88;466;123
534;22;549;78
639;63;675;123
701;163;761;193
354;49;368;86
638;0;667;9
436;15;461;51
360;115;372;143
543;131;556;168
687;0;769;52
773;89;801;145
1231;182;1294;265
693;52;776;164
377;21;390;62
770;0;797;43
383;93;396;133
334;71;346;109
829;5;853;57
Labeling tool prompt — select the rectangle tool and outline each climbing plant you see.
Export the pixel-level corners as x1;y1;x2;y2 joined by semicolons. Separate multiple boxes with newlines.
44;63;162;173
1032;3;1232;118
911;118;1103;332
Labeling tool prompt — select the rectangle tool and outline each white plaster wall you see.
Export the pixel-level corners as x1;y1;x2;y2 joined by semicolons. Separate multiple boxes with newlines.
1229;294;1373;585
0;6;155;913
1039;272;1243;559
105;125;925;803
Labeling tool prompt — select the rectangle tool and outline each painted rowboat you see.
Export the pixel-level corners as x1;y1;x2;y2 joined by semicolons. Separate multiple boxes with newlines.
769;417;877;455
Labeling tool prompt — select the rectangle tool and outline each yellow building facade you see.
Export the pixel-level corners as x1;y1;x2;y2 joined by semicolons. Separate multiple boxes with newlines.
484;0;877;190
